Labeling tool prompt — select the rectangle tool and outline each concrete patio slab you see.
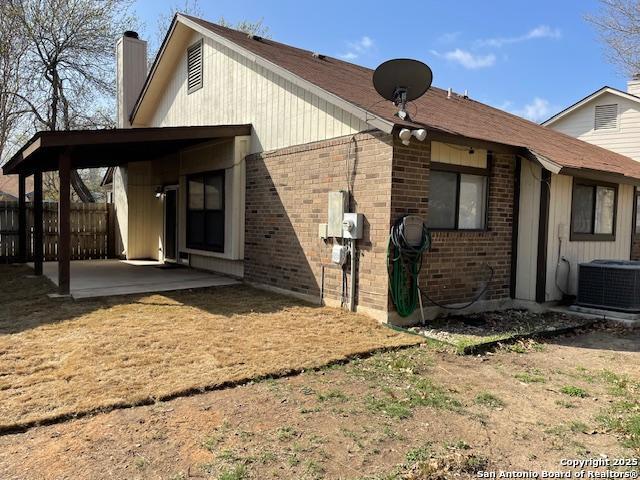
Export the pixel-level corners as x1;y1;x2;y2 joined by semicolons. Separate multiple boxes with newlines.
29;259;239;299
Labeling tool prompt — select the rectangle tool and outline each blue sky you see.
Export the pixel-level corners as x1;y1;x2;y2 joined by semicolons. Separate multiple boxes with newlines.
134;0;624;123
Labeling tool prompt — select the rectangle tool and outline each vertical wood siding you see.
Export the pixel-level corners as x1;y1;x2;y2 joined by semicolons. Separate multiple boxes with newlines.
545;174;633;300
515;159;541;301
431;142;487;168
127;162;164;260
551;92;640;161
148;32;368;153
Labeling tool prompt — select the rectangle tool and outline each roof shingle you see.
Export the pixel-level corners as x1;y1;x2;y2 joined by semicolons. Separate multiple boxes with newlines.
184;14;640;181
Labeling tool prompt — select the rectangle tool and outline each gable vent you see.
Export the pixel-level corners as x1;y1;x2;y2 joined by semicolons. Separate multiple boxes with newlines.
187;40;203;94
594;104;618;130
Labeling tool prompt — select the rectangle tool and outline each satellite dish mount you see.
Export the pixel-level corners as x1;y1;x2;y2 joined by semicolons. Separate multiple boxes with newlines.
373;59;433;122
393;87;409;120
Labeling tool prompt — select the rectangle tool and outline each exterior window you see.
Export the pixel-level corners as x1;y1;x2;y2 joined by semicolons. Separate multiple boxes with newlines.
635;190;640;235
570;178;617;241
429;167;488;230
187;39;203;94
187;170;224;252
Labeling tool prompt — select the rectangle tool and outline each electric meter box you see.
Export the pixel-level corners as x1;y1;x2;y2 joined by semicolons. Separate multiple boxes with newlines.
327;191;348;237
342;213;363;239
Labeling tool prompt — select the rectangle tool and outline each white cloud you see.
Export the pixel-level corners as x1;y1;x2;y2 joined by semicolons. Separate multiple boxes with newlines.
510;97;555;122
433;48;496;69
338;36;374;60
339;52;358;61
437;31;461;44
477;25;561;48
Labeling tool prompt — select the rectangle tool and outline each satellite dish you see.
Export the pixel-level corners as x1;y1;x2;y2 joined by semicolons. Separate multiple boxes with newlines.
373;59;433;121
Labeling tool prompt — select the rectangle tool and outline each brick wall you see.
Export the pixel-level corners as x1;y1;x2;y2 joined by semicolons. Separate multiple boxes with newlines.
244;131;394;313
390;138;516;306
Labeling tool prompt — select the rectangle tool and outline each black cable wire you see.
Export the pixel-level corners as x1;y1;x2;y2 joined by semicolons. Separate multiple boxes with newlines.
422;264;495;310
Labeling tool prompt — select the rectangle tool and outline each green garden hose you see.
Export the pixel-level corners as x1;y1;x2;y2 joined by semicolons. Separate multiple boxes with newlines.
387;216;431;317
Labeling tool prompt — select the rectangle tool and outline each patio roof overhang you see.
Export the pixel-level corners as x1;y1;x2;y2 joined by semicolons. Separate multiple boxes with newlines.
4;124;252;297
2;124;252;175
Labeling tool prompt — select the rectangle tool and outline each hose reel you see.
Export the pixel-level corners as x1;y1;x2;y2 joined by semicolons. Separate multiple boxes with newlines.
387;215;431;317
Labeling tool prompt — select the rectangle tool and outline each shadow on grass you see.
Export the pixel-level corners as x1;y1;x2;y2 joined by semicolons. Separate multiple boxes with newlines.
0;264;314;335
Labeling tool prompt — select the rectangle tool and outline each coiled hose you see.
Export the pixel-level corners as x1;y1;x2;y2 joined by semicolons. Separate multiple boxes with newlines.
387;216;432;317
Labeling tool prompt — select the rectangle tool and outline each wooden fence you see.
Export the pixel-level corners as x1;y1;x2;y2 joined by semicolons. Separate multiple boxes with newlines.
0;201;115;263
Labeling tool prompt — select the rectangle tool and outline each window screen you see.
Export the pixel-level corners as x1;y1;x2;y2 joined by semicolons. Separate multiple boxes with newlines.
571;184;594;234
429;169;488;230
595;186;615;234
635;194;640;235
429;171;457;229
571;180;616;240
187;170;224;252
459;174;487;229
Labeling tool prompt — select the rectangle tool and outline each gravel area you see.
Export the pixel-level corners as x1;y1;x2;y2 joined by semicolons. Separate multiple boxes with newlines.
408;309;596;352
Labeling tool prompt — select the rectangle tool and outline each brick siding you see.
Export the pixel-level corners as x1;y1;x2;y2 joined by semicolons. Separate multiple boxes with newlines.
390;138;516;306
244;132;516;318
244;131;394;312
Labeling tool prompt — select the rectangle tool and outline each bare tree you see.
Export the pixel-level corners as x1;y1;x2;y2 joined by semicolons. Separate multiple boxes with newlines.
587;0;640;75
0;3;28;165
149;1;270;60
4;0;135;201
217;17;270;38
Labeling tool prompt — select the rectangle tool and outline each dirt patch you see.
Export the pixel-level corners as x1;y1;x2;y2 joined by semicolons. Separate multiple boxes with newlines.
0;264;420;432
0;327;638;479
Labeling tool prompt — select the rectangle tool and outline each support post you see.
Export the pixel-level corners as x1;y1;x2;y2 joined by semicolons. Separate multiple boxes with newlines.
18;174;27;263
58;151;71;295
33;171;43;275
535;168;551;303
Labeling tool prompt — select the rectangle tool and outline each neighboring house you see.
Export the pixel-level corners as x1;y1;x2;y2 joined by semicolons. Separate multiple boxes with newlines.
543;79;640;262
6;14;640;323
0;172;33;201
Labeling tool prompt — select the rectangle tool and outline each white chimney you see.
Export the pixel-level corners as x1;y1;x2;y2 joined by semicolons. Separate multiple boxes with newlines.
116;31;147;128
628;74;640;97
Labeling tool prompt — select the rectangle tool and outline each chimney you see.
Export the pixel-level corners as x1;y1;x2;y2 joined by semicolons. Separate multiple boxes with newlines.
116;31;147;128
628;73;640;97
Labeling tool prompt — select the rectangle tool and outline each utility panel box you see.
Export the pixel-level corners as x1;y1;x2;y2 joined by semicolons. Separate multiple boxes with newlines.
332;244;348;265
327;191;348;237
318;223;328;239
342;213;364;239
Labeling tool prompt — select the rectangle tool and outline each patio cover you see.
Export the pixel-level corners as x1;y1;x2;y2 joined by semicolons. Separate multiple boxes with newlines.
2;125;252;175
2;124;252;296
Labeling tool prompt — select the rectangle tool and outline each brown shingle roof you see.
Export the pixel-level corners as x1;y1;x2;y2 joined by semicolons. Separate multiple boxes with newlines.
184;15;640;181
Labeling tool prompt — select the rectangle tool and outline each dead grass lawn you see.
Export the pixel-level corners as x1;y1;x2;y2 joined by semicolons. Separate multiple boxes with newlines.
0;264;419;431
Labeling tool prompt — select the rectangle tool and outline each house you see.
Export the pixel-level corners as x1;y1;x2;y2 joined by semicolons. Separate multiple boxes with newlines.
543;79;640;262
5;14;640;324
0;171;33;201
